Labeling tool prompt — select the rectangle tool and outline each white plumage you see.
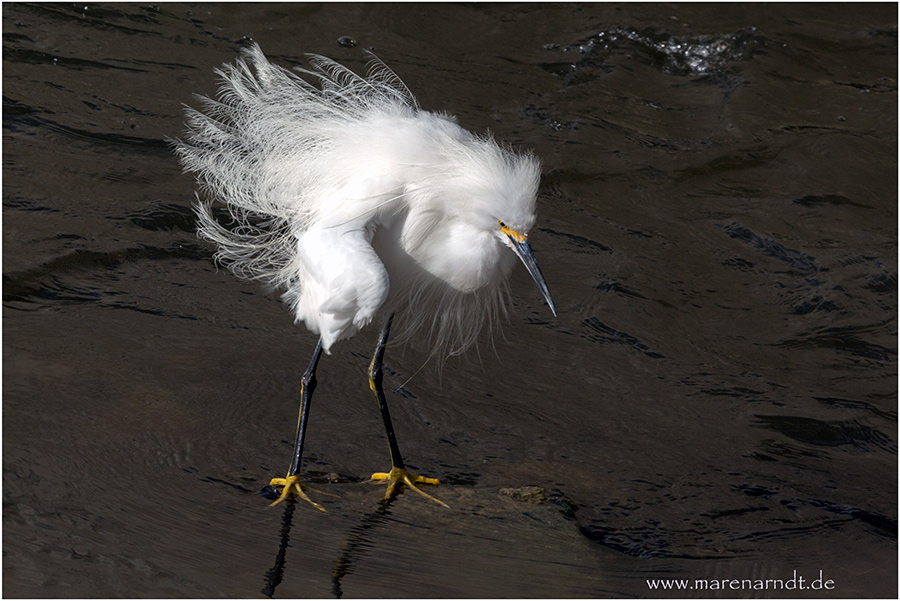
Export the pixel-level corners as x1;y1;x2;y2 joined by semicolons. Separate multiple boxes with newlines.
175;44;555;507
175;43;552;357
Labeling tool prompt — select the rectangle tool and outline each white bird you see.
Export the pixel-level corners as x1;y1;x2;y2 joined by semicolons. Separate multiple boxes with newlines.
175;43;555;509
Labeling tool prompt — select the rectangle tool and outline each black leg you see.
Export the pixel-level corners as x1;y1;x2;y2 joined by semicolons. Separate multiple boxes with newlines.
368;314;406;470
368;315;448;507
269;338;326;509
289;337;324;476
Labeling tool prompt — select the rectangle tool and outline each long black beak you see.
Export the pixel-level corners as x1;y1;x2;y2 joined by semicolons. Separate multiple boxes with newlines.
508;236;557;317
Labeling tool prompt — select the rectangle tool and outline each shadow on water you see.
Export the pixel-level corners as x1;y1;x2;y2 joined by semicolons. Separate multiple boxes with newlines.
260;494;430;599
261;499;296;598
327;501;395;599
260;484;590;599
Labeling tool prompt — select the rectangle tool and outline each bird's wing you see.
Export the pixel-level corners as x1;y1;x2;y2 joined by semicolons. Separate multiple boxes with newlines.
290;220;389;352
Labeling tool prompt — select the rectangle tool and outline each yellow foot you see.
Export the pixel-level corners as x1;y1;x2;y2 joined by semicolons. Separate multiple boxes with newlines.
268;474;331;511
370;467;449;508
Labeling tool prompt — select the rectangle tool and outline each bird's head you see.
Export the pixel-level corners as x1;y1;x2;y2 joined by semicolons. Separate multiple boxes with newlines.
451;139;556;317
402;131;556;317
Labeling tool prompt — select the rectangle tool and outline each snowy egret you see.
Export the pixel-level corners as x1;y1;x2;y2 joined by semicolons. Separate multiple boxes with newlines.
175;43;555;509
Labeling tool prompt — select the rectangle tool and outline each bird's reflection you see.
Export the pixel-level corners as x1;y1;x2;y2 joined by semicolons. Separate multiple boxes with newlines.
331;500;393;598
261;497;296;598
261;491;397;599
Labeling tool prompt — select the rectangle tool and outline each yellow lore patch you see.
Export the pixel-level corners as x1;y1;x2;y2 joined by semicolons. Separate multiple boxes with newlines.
499;221;527;243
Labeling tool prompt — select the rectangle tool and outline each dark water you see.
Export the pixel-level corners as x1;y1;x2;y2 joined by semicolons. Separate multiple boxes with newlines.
3;3;897;598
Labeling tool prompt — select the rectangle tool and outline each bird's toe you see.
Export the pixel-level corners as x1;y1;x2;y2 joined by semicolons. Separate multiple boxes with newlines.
370;467;448;508
269;474;328;511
